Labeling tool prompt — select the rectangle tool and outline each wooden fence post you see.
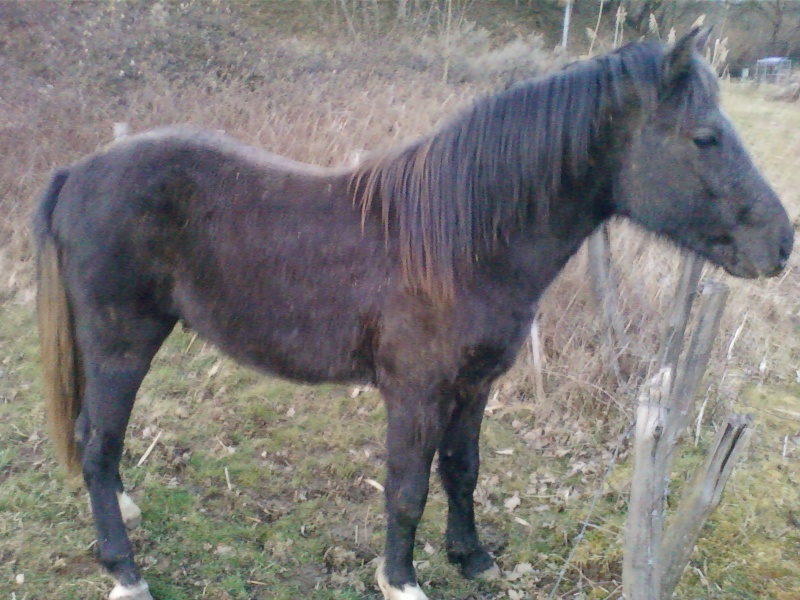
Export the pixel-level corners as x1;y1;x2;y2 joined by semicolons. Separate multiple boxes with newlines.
661;281;730;473
623;368;671;600
655;252;703;374
575;227;751;599
624;274;752;598
659;414;753;598
587;224;627;344
529;317;547;405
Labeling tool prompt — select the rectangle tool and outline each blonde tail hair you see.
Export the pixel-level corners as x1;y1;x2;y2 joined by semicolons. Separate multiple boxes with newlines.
35;169;83;476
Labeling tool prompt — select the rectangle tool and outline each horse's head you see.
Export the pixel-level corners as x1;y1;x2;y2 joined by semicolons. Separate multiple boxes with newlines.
615;27;793;278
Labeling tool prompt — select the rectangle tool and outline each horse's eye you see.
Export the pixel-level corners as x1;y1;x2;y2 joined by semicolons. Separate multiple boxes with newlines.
693;131;719;149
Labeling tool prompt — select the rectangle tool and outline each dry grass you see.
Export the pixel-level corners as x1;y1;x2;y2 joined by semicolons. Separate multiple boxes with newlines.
1;2;799;599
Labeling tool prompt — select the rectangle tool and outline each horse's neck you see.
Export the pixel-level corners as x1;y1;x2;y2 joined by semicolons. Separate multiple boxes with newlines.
499;184;612;304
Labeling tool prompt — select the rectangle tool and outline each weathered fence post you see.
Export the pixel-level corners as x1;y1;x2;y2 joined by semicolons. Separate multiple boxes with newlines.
624;274;753;599
529;317;547;405
587;224;627;344
587;224;627;382
659;414;753;598
623;368;671;600
655;252;703;373
660;281;730;479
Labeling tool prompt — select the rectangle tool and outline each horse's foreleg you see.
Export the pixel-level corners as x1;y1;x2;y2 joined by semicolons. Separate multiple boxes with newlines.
438;384;499;580
378;393;444;600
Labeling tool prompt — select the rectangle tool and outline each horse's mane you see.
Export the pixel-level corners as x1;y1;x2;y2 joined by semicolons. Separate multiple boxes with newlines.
352;40;709;303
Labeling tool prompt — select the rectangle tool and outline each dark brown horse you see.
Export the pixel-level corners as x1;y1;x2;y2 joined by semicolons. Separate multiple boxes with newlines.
35;28;792;600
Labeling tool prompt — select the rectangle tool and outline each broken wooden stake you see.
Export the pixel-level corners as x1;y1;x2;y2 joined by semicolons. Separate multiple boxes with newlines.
625;276;751;598
529;317;546;405
659;414;753;597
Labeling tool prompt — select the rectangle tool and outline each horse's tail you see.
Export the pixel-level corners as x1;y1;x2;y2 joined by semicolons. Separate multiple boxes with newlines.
35;168;83;476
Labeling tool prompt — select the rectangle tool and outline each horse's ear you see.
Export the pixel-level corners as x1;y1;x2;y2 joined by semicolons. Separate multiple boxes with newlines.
663;26;712;88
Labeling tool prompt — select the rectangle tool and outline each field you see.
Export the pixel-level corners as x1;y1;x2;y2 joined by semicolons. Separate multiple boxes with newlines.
1;2;800;599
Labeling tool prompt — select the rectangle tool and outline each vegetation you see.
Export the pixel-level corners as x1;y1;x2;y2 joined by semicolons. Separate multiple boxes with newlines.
1;1;798;598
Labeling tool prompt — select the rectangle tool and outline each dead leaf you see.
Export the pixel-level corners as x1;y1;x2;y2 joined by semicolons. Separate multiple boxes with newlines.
513;516;531;528
505;562;534;582
364;478;384;492
504;492;521;512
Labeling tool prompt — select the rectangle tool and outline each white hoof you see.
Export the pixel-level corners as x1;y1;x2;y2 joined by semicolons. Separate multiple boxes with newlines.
109;580;153;600
118;492;142;531
475;562;501;580
376;558;429;600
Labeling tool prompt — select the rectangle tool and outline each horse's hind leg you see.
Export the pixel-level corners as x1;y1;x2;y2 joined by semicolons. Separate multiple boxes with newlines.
76;424;142;532
438;383;499;580
75;311;175;600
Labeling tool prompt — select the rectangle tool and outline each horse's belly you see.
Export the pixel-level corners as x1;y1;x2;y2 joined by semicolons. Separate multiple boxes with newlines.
225;325;375;384
177;294;377;385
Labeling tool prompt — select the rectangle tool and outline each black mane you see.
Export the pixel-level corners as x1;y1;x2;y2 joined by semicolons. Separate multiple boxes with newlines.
354;41;678;301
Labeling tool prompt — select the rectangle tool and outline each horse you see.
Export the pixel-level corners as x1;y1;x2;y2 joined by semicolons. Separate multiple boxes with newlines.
34;28;792;600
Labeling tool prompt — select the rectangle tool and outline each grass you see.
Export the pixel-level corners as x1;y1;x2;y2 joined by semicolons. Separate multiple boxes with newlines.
1;2;800;598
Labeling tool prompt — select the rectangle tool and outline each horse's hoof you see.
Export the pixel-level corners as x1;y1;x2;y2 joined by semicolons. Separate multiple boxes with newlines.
109;580;153;600
448;548;497;580
118;492;142;531
473;562;501;580
375;558;429;600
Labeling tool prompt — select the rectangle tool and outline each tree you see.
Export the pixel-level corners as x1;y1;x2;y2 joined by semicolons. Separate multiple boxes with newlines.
748;0;800;55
